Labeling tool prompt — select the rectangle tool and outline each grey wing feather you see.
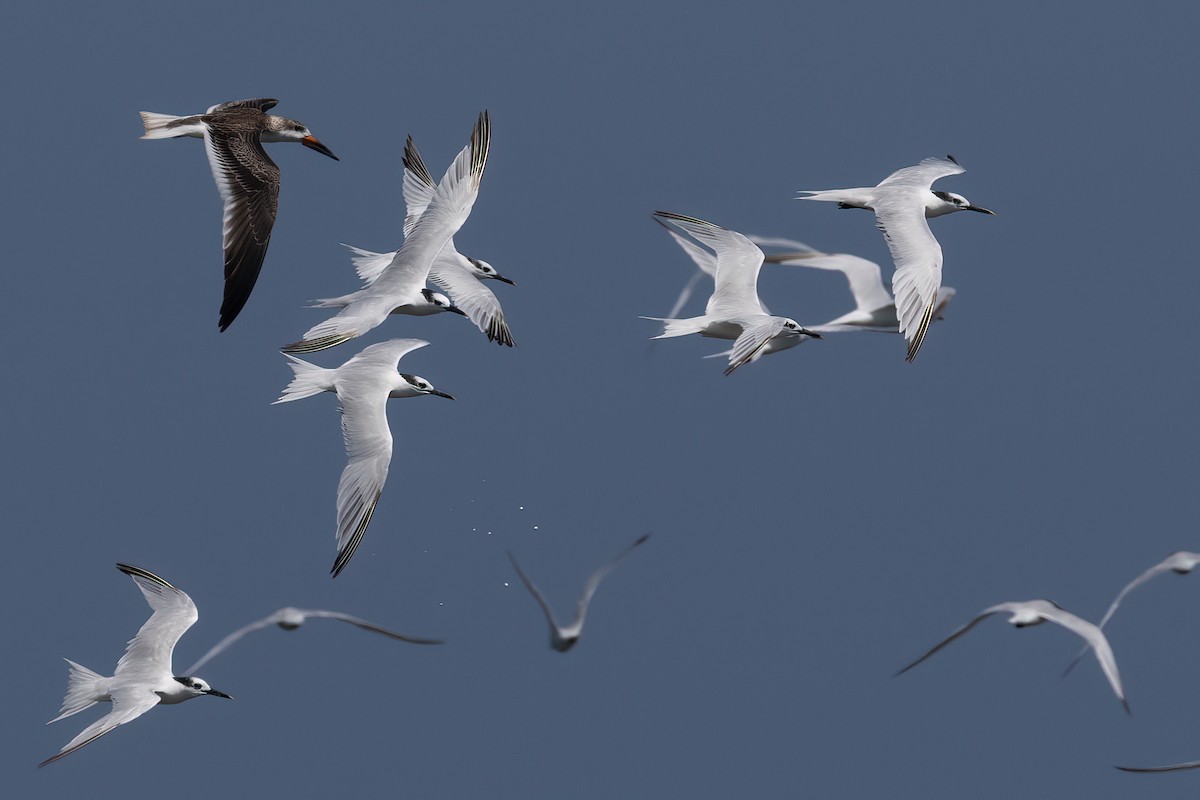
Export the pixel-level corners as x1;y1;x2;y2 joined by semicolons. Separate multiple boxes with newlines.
725;319;785;376
429;251;514;345
1063;559;1176;678
401;136;438;237
572;534;650;627
1116;761;1200;773
183;614;283;674
304;610;444;644
877;156;965;188
896;609;1002;676
38;689;160;767
508;551;561;633
114;564;198;679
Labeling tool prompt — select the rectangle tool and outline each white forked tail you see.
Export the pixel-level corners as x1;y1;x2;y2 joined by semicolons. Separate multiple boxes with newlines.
274;355;337;403
47;660;105;724
641;316;707;339
341;244;396;286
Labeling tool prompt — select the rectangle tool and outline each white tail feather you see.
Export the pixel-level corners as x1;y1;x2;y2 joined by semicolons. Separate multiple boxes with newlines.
307;291;360;309
139;111;194;139
641;316;707;339
341;244;396;286
47;660;104;724
274;355;336;403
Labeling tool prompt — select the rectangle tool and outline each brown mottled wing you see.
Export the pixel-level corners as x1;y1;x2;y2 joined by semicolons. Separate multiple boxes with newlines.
202;115;280;331
208;98;279;114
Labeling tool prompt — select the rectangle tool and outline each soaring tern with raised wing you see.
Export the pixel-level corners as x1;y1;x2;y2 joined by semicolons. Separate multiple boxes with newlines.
897;599;1130;714
185;607;443;674
643;212;821;375
274;338;454;577
282;112;490;354
1063;550;1200;677
509;534;649;652
139;98;339;331
40;564;231;767
326;136;515;346
798;155;992;361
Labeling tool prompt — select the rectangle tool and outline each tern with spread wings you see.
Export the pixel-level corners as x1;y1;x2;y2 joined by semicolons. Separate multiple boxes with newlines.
798;156;992;361
274;339;454;577
509;535;649;652
283;113;490;354
643;212;822;375
897;599;1130;714
40;564;232;767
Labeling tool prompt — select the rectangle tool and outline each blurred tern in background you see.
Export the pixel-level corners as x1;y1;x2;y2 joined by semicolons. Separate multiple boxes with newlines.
509;534;650;652
1063;551;1200;677
897;599;1130;714
185;607;443;673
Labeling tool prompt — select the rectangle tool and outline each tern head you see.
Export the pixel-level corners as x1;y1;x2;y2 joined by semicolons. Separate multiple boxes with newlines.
173;676;233;700
263;116;339;160
781;318;823;340
420;288;467;316
930;190;994;217
399;373;455;400
466;256;516;286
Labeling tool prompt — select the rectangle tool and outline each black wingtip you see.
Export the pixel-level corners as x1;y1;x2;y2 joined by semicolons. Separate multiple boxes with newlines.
946;154;960;165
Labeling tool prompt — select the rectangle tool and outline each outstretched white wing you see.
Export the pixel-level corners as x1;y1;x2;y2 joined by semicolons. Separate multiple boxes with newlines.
39;687;160;767
653;212;767;319
114;564;198;681
877;155;965;188
288;113;490;352
328;340;431;577
876;195;943;361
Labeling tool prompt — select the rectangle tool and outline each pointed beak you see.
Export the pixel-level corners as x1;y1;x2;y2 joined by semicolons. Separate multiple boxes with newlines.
301;135;339;161
965;204;995;215
494;274;517;286
447;304;467;316
205;688;234;699
430;390;456;400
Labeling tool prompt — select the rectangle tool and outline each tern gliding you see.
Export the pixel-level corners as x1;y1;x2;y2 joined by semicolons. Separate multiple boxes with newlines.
1062;550;1200;677
643;212;822;375
185;607;443;674
798;155;993;361
274;338;454;577
327;134;515;346
40;564;231;767
897;599;1130;714
508;534;650;652
282;112;490;354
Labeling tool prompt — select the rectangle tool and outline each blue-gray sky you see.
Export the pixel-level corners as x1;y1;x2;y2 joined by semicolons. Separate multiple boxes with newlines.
7;2;1200;797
